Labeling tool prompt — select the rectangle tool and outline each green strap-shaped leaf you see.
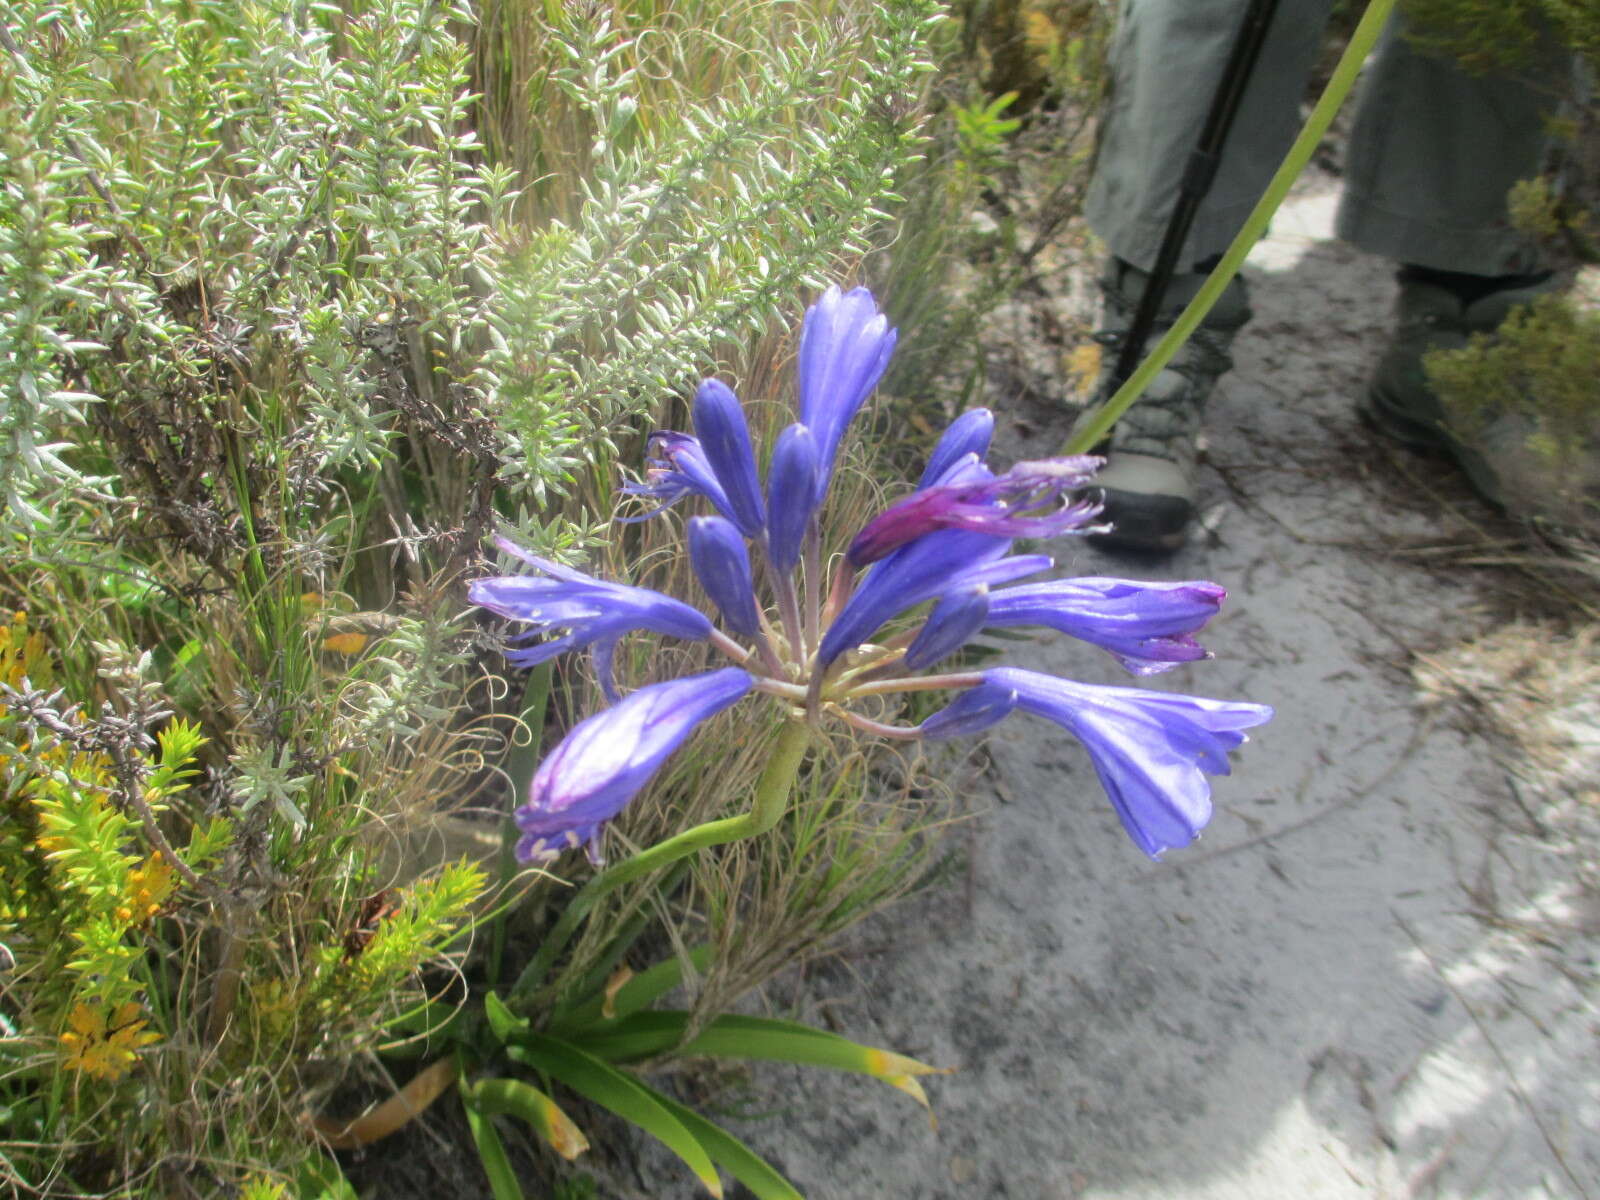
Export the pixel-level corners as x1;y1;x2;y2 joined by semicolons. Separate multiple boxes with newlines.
509;1034;724;1198
467;1076;590;1161
460;1087;526;1200
648;1091;806;1200
569;1011;950;1120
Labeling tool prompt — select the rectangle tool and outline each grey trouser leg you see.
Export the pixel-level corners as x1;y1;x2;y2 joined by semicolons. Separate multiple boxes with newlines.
1084;0;1336;273
1335;21;1566;274
1085;1;1565;275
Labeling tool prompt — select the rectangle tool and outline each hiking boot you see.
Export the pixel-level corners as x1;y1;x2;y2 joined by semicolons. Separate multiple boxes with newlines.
1080;260;1253;553
1360;272;1600;531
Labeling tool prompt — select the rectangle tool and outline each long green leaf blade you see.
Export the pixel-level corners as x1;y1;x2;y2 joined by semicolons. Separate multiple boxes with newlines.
461;1089;527;1200
509;1035;724;1198
648;1092;806;1200
571;1011;949;1122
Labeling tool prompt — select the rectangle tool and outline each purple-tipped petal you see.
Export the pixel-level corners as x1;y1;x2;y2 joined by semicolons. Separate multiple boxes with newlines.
984;667;1273;858
797;285;898;502
515;668;753;864
903;586;989;671
919;680;1019;740
688;516;763;638
766;423;819;573
848;456;1105;566
818;528;1052;665
985;577;1228;675
693;379;766;538
919;408;995;487
470;548;713;667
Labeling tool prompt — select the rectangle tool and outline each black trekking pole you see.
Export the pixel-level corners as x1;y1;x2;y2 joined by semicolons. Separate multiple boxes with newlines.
1104;0;1283;399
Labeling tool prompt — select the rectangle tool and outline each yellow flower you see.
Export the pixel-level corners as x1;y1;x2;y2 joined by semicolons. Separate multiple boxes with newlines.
60;999;161;1081
119;851;177;927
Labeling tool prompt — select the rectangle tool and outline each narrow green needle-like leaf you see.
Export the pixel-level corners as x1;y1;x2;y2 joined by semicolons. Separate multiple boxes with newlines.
508;1035;724;1198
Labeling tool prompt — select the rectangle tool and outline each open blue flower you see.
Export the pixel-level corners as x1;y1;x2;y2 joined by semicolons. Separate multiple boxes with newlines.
468;539;712;674
984;577;1227;675
620;432;735;524
923;668;1273;858
516;669;753;864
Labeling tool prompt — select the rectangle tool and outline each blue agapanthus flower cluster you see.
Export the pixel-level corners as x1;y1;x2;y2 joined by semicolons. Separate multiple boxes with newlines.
471;286;1272;865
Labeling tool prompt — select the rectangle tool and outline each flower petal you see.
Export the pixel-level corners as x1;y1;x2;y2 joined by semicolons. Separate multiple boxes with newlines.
798;285;898;503
919;679;1018;739
981;667;1273;858
516;668;753;863
688;516;764;638
818;529;1051;665
765;422;819;573
903;586;989;671
848;456;1105;566
693;379;766;538
985;577;1227;675
919;408;995;488
470;548;713;666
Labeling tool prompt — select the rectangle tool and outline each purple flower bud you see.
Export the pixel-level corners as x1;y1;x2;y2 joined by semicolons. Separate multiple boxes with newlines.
515;668;753;864
798;285;898;503
688;516;763;638
848;456;1105;566
903;586;989;671
819;529;1052;665
973;667;1273;858
919;408;995;487
985;577;1227;675
765;422;819;573
919;680;1019;740
692;379;766;538
470;539;712;668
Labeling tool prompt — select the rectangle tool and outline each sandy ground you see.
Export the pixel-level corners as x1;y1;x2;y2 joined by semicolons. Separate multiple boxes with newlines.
632;175;1600;1199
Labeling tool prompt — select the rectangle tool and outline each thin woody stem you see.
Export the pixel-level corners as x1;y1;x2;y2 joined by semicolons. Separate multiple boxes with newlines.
707;629;751;663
